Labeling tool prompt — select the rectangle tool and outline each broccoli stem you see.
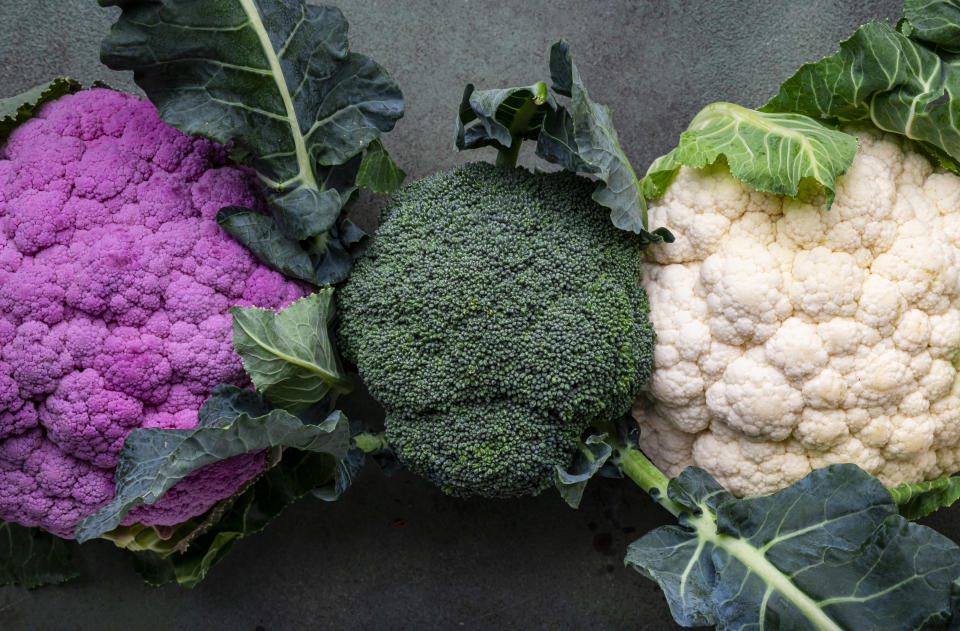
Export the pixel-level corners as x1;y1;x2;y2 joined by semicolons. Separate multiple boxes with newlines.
610;435;686;518
494;81;549;169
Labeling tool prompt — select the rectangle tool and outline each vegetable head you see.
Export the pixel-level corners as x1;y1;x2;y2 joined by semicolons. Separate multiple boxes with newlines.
337;162;655;497
0;88;309;538
635;127;960;496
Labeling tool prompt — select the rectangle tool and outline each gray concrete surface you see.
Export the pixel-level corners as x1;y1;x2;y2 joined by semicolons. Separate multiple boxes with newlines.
0;1;928;630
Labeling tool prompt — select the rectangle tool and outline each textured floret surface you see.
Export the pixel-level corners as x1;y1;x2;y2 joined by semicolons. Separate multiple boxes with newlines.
636;129;960;496
0;89;307;538
337;162;655;497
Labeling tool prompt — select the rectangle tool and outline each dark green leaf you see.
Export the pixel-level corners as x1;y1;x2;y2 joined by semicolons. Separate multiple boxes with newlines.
626;464;960;630
890;475;960;520
355;139;406;193
99;0;403;284
554;433;612;509
0;522;78;589
762;17;960;175
0;77;80;142
903;0;960;52
453;41;671;244
74;385;350;542
217;207;316;281
230;289;352;413
549;41;652;234
216;208;368;285
128;448;342;588
454;81;555;152
641;102;858;208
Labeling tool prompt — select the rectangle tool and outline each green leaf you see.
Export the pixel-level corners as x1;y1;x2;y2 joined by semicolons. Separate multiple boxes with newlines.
626;464;960;630
355;139;406;193
641;102;859;208
548;41;650;233
890;475;960;520
454;81;556;154
99;0;403;284
453;41;672;245
126;448;342;588
74;385;351;542
903;0;960;52
216;207;316;281
0;522;78;589
553;433;612;509
230;289;352;413
762;15;960;176
0;77;80;142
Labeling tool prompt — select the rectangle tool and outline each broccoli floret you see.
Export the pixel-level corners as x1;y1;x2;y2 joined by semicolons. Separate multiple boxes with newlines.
337;162;654;497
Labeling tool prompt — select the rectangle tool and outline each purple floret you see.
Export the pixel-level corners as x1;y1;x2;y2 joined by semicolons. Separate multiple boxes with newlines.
0;89;306;538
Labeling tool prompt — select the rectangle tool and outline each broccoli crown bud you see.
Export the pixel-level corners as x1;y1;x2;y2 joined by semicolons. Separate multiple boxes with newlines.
337;162;655;497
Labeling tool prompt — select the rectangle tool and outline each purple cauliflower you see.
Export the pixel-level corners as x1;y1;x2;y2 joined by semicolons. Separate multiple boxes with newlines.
0;88;308;538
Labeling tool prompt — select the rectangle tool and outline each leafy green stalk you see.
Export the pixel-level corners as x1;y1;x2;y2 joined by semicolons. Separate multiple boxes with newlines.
591;421;960;629
454;41;672;245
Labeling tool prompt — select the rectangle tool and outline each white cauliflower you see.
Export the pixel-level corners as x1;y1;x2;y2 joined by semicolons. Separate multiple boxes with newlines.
635;128;960;496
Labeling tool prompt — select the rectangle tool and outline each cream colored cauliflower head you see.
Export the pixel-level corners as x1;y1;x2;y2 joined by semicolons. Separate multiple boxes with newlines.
635;128;960;496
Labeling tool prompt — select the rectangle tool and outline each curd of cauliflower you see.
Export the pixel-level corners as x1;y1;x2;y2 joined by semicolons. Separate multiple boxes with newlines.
636;128;960;496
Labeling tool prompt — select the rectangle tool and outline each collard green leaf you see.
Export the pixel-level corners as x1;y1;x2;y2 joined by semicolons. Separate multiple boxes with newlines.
762;15;960;175
890;475;960;520
641;102;859;208
903;0;960;52
625;464;960;630
0;521;78;589
0;77;80;142
355;139;406;193
99;0;403;284
230;289;352;413
127;448;341;588
75;385;351;542
554;434;612;509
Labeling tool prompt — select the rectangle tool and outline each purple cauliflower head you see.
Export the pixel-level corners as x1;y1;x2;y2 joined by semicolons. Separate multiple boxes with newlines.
0;89;308;538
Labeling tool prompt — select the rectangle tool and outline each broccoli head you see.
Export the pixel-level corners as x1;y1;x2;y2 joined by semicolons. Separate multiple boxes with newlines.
337;162;654;497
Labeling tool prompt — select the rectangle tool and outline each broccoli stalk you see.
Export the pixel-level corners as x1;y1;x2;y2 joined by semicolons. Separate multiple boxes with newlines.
493;81;549;169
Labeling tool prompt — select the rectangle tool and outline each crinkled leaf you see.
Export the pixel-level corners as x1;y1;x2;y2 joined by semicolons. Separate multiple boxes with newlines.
762;14;960;175
0;77;80;142
903;0;960;52
0;521;78;589
890;475;960;520
641;102;858;208
355;139;406;193
230;289;352;413
75;385;350;542
127;447;342;588
554;434;612;509
99;0;402;284
626;464;960;630
455;81;555;151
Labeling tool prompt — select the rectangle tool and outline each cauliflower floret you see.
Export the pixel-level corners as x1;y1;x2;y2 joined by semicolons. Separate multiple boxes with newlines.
636;128;960;496
0;89;308;538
